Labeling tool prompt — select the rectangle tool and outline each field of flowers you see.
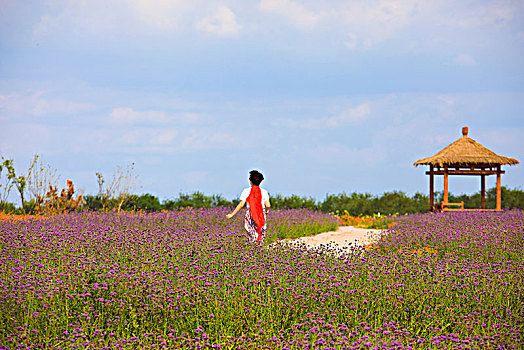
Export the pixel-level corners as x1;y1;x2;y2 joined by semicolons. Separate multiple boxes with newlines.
0;208;522;349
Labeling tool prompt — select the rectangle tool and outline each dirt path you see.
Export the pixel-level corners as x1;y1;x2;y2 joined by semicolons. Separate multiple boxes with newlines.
280;226;384;249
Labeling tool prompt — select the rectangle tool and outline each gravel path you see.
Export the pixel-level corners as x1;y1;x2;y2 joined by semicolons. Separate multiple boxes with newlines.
279;226;384;249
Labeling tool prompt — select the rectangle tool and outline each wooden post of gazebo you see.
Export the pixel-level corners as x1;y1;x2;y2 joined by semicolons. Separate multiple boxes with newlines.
429;165;434;211
443;166;449;206
480;174;486;209
496;165;502;211
414;126;519;212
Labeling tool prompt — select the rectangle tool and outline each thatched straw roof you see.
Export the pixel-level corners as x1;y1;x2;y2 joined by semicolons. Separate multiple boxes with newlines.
414;127;519;167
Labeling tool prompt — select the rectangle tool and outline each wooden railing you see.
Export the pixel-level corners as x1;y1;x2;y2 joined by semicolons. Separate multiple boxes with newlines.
438;201;501;211
441;201;464;211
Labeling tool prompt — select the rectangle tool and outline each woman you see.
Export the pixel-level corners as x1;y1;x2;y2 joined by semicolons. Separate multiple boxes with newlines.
226;170;271;243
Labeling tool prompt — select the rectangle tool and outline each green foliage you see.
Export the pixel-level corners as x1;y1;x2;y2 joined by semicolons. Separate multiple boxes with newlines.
0;157;26;210
369;191;428;215
0;201;16;213
316;187;523;214
448;186;524;210
83;192;235;211
0;157;16;205
270;194;317;210
320;192;374;214
20;200;38;215
163;192;235;209
83;195;130;212
83;195;105;211
498;186;524;209
319;191;428;215
123;193;162;212
488;186;524;210
77;187;524;214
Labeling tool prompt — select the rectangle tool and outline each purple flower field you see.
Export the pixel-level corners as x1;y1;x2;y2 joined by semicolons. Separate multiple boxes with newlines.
0;208;522;349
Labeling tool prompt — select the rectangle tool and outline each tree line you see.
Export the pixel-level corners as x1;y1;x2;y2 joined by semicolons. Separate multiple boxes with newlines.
1;155;523;215
82;187;524;214
41;187;524;215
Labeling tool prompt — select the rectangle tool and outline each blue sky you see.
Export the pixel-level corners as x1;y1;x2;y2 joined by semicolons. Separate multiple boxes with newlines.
1;0;523;202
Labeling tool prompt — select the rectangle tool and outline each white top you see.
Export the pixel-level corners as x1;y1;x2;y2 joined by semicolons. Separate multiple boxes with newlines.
240;187;270;210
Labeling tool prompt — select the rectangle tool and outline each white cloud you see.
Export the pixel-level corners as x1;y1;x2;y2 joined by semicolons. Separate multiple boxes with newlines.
336;103;371;123
24;0;524;52
344;33;373;51
181;128;235;151
437;95;456;106
342;0;419;50
457;3;515;29
178;112;214;123
273;102;371;129
33;14;60;37
33;1;237;39
120;128;178;146
111;123;238;154
31;0;199;41
109;107;169;124
258;0;321;29
338;1;522;51
196;5;241;37
0;91;90;118
130;0;193;30
344;0;416;24
33;1;131;39
120;129;141;145
451;53;477;66
108;108;213;124
152;129;178;145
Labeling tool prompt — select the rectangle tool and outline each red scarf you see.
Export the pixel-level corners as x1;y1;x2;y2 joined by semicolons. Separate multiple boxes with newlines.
246;185;265;241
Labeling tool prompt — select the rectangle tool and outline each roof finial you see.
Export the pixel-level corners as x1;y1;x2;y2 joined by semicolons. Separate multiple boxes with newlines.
462;126;468;137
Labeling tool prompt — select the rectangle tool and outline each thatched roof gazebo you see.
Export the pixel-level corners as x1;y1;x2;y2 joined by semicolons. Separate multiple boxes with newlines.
414;126;519;211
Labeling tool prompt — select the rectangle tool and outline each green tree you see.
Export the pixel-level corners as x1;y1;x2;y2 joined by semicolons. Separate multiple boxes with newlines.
83;195;105;211
0;157;27;211
0;157;15;209
161;192;234;210
124;193;162;212
319;192;374;215
271;194;317;210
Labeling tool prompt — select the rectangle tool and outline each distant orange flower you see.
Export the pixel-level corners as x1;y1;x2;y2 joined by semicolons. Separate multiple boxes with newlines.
0;212;52;222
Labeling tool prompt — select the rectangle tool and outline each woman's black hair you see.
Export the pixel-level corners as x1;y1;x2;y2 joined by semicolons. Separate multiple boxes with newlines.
249;170;264;186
